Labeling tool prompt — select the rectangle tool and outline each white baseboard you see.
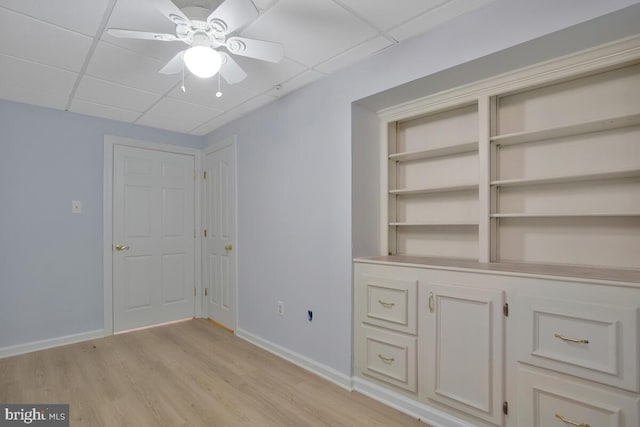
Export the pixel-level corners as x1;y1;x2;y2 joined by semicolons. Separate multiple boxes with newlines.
0;329;105;359
236;328;354;391
352;377;476;427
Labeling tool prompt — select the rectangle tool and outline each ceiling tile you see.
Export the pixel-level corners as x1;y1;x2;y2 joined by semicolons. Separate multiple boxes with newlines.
0;54;77;109
389;0;495;41
252;0;280;12
266;69;325;97
232;56;305;94
242;0;377;67
69;99;141;123
0;0;110;36
74;76;160;112
336;0;448;31
168;74;256;110
86;41;181;94
136;97;223;133
102;0;188;62
192;94;276;135
0;7;93;72
315;36;393;74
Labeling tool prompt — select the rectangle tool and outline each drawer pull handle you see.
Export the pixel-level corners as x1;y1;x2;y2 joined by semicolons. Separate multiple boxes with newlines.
378;354;395;364
378;300;395;308
428;292;434;313
555;414;590;427
554;333;589;344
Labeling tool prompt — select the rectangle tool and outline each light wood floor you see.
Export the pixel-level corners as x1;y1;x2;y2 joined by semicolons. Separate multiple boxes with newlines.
0;319;428;426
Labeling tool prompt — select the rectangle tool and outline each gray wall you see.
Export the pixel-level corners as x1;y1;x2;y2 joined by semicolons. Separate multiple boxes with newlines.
0;100;202;348
205;0;640;376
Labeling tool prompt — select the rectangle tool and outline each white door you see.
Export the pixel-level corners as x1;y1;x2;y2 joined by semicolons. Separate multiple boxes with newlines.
419;284;504;425
113;145;195;332
204;143;236;330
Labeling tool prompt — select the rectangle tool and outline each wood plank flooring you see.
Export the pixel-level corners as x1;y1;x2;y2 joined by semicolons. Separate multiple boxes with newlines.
0;319;428;426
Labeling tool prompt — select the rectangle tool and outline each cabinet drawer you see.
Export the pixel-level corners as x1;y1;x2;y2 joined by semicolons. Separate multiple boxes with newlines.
362;275;417;334
361;326;417;392
517;366;640;427
516;296;639;391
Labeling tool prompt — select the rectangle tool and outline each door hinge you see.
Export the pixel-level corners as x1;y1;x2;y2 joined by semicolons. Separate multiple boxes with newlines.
194;287;196;297
503;303;509;317
204;288;208;297
203;171;207;179
503;401;508;415
194;229;196;239
204;229;207;238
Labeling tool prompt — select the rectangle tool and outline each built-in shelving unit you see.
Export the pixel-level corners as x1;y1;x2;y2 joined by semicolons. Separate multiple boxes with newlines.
381;53;640;271
387;103;479;259
364;36;640;427
491;61;640;269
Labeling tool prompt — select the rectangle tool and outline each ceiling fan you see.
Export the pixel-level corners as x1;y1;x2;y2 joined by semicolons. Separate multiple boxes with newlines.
106;0;284;84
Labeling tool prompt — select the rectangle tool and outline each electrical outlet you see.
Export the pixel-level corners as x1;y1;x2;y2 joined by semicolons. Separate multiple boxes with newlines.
277;301;284;316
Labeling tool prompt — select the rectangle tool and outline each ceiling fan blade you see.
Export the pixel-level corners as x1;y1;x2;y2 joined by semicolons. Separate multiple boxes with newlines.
154;0;191;25
207;0;259;35
159;50;186;75
107;28;179;42
220;52;247;84
225;37;284;63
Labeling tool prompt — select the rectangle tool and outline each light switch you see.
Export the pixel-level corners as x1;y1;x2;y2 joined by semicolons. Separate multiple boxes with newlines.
72;200;82;214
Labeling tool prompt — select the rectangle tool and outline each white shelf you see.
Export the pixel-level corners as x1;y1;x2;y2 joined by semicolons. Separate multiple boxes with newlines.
491;213;640;218
491;112;640;146
491;168;640;187
390;222;478;226
389;141;478;162
390;184;478;195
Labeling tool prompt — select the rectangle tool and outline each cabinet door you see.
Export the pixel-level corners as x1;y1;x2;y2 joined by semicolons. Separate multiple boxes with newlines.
419;283;505;425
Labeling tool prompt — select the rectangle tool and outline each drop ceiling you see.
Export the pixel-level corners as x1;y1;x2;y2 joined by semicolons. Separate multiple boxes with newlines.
0;0;494;135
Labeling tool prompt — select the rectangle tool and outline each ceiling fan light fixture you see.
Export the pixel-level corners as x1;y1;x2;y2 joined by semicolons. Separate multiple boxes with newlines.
184;45;222;78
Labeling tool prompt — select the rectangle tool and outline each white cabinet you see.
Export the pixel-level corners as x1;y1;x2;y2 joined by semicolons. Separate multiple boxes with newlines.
354;272;419;394
517;366;640;427
419;283;505;425
360;325;417;393
516;295;639;392
353;260;640;427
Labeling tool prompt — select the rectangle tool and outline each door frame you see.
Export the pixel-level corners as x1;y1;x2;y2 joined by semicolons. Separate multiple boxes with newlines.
103;135;202;336
202;135;238;330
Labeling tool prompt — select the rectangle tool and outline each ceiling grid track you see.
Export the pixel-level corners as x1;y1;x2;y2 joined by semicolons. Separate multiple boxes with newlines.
63;0;119;111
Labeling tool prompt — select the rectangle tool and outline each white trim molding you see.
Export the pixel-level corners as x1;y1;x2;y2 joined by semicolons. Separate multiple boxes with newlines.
0;329;104;359
236;328;354;391
352;377;475;427
103;135;203;336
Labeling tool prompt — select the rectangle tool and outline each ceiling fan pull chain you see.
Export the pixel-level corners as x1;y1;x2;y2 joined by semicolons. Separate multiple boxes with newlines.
216;72;222;98
181;61;186;93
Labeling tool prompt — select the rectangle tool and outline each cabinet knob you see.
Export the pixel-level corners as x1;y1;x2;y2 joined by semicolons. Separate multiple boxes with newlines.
115;244;130;251
224;244;233;251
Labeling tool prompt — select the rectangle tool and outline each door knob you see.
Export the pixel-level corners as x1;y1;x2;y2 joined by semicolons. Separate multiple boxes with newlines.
115;244;130;251
224;244;233;251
